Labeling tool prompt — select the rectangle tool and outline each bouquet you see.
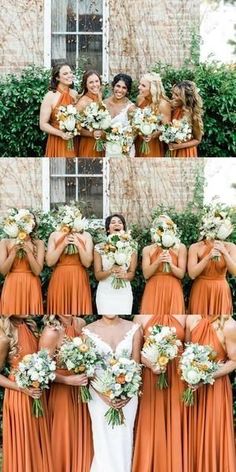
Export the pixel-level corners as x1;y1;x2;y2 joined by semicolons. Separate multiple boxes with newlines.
58;336;102;402
15;349;56;417
150;216;180;272
142;325;182;389
56;104;79;150
179;343;219;406
96;231;138;289
159;118;192;155
55;204;87;255
1;208;35;259
105;123;134;157
199;207;233;261
91;356;142;427
131;107;162;154
77;101;111;151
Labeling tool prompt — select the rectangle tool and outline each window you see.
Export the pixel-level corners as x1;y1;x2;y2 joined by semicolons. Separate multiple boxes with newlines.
42;158;109;218
44;0;108;77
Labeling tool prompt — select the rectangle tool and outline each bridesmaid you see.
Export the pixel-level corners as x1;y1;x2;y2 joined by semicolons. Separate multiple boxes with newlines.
94;214;137;315
46;220;93;315
0;315;53;472
135;73;171;157
76;70;104;158
140;215;187;315
184;314;236;471
133;313;187;472
188;237;236;316
0;216;44;316
40;62;78;157
39;315;93;472
169;80;204;157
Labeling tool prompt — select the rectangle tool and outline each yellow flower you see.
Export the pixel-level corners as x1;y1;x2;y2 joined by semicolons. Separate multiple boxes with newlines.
18;231;27;241
109;358;118;366
32;381;40;388
22;354;32;363
61;225;70;234
79;344;89;353
158;356;169;367
78;365;86;373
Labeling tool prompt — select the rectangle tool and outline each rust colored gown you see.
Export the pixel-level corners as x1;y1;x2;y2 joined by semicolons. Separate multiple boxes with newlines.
47;240;92;315
183;316;236;472
140;247;185;315
76;92;104;158
135;98;165;157
48;318;93;472
133;314;185;472
3;322;53;472
171;107;198;157
188;241;233;316
1;256;43;316
45;87;76;158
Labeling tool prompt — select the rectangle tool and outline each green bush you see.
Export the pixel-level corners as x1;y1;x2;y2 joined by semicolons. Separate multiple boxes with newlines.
0;62;235;156
152;61;236;157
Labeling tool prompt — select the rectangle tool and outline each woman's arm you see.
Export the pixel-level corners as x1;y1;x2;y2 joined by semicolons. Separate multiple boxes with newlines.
72;232;94;268
115;252;138;282
213;241;236;276
40;92;71;140
132;326;142;363
213;318;236;379
0;240;18;276
23;240;45;276
46;232;67;267
94;250;113;281
142;246;168;280
167;244;187;279
188;243;216;279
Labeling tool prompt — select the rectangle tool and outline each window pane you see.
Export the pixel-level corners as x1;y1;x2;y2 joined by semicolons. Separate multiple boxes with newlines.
79;34;103;73
78;0;103;32
51;34;77;68
51;0;77;33
77;176;103;217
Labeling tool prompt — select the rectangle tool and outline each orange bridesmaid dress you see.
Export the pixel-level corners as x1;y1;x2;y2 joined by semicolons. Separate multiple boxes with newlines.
47;240;92;315
45;87;76;158
48;318;93;472
1;257;43;316
170;107;197;157
183;316;236;472
77;92;104;158
135;98;165;157
140;247;185;315
133;314;185;472
3;321;53;472
188;241;233;316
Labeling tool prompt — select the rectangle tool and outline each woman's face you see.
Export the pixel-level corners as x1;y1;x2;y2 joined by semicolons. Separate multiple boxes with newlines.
86;73;101;95
57;65;74;86
171;87;182;107
113;80;128;100
138;79;151;98
108;216;125;234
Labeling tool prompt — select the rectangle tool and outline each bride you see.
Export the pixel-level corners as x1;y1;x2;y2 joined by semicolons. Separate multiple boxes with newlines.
94;214;137;315
104;73;136;157
83;315;142;472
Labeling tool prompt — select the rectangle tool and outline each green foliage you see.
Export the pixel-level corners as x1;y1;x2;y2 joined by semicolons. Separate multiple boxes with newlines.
1;60;235;157
152;61;236;157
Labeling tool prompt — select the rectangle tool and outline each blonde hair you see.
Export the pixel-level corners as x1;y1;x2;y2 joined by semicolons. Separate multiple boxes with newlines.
141;73;168;108
172;80;204;135
0;316;39;361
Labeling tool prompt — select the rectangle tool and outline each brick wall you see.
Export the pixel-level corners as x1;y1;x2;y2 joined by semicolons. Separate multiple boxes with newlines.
0;0;199;77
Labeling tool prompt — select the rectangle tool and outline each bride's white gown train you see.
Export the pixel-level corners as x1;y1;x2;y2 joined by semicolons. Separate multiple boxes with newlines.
95;253;133;315
83;324;139;472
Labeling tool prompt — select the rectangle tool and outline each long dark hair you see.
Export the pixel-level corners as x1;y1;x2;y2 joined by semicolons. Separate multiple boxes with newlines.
105;214;127;234
49;62;74;92
79;70;102;97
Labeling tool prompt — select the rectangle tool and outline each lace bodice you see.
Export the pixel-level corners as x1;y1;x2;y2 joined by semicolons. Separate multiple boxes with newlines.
110;103;131;128
83;323;139;358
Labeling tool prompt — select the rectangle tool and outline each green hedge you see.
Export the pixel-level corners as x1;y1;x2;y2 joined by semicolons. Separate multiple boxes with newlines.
0;62;235;157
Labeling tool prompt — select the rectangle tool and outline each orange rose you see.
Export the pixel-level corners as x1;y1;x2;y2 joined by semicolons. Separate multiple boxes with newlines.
116;374;126;384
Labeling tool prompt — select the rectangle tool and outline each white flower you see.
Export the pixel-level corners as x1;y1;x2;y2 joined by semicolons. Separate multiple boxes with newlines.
106;142;123;157
162;232;176;248
73;217;86;232
64;116;76;132
183;368;201;385
114;252;128;266
140;122;154;136
66;104;77;115
73;337;82;347
100;116;112;130
216;221;233;240
3;223;19;238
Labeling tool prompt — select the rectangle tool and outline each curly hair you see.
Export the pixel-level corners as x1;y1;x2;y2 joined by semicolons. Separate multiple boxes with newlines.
0;317;39;362
172;80;204;135
141;73;169;109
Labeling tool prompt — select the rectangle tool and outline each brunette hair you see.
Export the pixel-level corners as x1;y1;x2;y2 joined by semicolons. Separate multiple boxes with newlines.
172;80;204;135
112;74;133;95
49;62;74;92
79;70;102;97
105;214;127;234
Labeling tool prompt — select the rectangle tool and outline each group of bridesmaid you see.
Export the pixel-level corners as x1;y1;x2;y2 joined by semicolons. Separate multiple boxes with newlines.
40;63;204;158
0;213;235;318
0;216;235;471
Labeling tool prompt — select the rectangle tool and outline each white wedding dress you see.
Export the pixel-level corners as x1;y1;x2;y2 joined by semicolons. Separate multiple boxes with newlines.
83;324;139;472
105;102;135;158
95;252;133;315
